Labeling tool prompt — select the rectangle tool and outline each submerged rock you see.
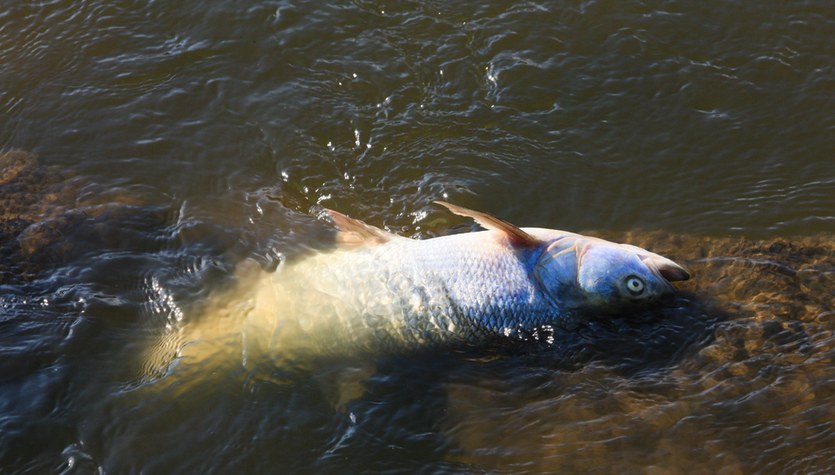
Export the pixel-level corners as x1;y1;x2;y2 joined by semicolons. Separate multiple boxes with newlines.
0;150;168;284
0;150;79;282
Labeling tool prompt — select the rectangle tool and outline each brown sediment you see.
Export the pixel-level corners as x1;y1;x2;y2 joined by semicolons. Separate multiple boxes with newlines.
0;150;163;283
1;150;76;282
0;150;74;221
446;230;834;473
3;150;833;471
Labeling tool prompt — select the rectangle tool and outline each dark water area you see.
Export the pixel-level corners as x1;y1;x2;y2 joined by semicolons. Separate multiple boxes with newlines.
1;1;834;473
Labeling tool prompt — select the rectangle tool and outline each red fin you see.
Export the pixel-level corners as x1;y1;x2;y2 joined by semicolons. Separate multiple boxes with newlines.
434;201;540;248
324;208;397;247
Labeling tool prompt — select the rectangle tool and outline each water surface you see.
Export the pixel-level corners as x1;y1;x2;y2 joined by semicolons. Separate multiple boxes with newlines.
1;1;833;473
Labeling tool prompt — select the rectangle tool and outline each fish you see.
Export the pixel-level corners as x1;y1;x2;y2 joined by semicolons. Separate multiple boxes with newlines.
147;202;689;384
234;201;689;365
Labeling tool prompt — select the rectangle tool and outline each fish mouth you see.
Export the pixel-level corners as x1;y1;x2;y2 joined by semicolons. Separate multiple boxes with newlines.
642;254;690;283
659;263;690;282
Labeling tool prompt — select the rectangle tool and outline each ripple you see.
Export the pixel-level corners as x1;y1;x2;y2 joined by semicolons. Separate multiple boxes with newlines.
2;0;835;472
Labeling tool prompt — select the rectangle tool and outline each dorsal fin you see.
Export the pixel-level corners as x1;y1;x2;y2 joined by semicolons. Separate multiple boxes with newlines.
434;201;540;248
324;208;397;247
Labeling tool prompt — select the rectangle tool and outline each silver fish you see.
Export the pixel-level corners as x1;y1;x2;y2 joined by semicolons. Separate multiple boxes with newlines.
230;201;690;366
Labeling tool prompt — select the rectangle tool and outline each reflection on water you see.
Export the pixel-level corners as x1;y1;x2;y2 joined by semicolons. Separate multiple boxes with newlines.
2;0;834;472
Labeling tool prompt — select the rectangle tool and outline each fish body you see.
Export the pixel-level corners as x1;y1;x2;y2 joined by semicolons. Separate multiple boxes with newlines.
237;202;690;364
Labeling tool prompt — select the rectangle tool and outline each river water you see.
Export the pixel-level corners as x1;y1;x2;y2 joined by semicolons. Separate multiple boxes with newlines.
1;1;834;473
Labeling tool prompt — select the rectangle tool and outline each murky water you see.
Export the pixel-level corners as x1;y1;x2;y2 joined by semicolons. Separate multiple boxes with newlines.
1;1;834;473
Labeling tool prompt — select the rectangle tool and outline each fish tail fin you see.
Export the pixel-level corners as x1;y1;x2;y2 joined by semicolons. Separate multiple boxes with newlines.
129;259;277;394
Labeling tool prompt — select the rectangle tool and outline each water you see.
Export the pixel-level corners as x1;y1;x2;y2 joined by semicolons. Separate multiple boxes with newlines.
1;1;833;473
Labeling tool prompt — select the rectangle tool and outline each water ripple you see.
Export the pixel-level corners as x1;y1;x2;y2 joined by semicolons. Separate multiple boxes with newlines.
2;0;835;472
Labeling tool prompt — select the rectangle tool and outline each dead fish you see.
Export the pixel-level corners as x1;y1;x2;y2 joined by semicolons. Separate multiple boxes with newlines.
234;201;691;364
140;201;690;391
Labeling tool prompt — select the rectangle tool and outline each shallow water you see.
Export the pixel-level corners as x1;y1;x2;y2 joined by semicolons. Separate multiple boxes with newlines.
1;1;834;473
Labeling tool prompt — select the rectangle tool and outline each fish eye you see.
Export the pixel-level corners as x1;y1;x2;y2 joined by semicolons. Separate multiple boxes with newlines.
625;276;645;295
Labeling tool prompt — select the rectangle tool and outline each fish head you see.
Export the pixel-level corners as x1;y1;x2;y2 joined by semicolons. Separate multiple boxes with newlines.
534;236;689;313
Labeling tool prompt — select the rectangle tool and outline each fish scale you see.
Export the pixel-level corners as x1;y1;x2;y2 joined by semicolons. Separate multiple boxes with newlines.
232;203;689;365
263;230;566;359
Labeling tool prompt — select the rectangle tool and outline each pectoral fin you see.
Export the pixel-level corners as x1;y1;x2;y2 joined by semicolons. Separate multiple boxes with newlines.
434;201;540;248
324;208;399;247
